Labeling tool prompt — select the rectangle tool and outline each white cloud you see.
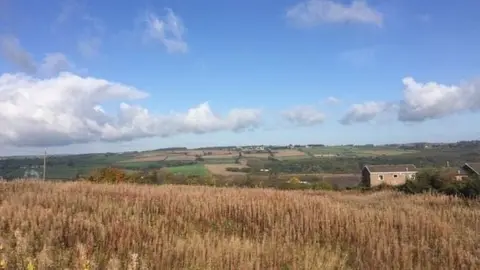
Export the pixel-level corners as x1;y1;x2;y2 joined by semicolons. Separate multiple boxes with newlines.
282;106;326;126
0;35;74;76
398;77;480;122
341;76;480;124
0;72;261;147
144;8;188;53
340;101;392;125
325;96;341;104
38;53;73;76
286;0;383;27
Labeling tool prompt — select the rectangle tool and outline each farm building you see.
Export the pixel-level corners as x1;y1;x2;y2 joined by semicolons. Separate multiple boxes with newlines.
462;162;480;177
362;164;417;187
448;167;469;181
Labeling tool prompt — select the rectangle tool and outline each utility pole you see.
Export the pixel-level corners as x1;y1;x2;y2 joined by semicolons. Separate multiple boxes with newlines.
43;148;47;181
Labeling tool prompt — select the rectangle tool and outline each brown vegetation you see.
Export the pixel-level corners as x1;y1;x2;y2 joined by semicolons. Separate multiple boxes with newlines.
274;149;306;157
0;181;479;269
205;164;249;176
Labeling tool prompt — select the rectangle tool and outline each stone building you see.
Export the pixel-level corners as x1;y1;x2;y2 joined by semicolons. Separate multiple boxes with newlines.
362;164;417;187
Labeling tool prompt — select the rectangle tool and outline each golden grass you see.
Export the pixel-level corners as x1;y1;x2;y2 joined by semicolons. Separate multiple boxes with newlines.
0;180;479;269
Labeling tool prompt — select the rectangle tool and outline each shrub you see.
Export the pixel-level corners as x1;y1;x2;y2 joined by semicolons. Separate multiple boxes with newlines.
397;168;480;198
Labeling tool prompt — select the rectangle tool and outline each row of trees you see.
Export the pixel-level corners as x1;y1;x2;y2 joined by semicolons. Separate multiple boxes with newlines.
84;167;340;190
84;166;480;199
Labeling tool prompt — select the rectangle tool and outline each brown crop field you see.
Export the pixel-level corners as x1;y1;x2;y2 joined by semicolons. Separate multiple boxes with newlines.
203;154;236;159
275;149;306;157
0;180;479;269
242;149;306;159
205;164;248;176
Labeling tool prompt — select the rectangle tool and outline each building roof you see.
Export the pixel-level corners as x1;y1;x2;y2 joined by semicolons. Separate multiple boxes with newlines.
464;162;480;175
455;167;469;175
364;164;417;173
442;167;469;175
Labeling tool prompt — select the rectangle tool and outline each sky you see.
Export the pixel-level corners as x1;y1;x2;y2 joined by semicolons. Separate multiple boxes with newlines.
1;0;480;155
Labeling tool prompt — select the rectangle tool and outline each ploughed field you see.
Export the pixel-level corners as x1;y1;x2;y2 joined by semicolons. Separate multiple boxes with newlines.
0;180;479;269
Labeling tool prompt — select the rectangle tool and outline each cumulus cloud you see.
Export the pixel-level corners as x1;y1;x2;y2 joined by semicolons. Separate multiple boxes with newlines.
286;0;383;27
0;35;74;76
341;76;480;124
340;101;392;125
144;8;188;53
0;72;261;147
282;106;326;126
398;77;480;122
38;53;73;76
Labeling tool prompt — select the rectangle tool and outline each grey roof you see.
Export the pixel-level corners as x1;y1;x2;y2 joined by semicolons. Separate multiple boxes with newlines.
364;164;417;173
455;167;469;175
464;163;480;174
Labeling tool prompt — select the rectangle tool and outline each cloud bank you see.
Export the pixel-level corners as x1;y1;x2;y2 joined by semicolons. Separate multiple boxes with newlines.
282;106;326;126
0;72;262;147
341;77;480;124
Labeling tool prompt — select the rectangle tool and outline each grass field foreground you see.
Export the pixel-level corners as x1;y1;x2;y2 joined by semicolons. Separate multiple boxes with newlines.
0;181;479;269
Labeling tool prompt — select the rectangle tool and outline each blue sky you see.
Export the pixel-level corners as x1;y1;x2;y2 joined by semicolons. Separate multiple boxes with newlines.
0;0;480;155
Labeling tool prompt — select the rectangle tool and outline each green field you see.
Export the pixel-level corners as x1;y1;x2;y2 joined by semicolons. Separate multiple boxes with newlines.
114;161;163;169
302;146;418;157
167;164;209;176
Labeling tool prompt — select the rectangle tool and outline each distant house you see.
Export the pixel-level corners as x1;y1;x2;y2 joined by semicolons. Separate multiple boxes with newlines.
362;164;417;187
448;167;469;181
462;163;480;177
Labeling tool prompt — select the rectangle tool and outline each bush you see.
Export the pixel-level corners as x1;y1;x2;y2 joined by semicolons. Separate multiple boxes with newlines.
311;181;334;191
397;168;480;198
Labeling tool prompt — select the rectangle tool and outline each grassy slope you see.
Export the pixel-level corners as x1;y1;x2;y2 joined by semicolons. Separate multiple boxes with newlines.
0;181;478;269
167;164;209;176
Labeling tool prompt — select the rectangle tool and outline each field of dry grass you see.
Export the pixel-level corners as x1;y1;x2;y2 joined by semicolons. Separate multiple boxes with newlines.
0;180;479;269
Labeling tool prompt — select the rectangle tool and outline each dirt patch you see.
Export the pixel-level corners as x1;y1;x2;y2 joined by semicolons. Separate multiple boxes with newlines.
242;153;271;158
205;164;249;176
275;149;306;157
120;155;168;162
166;155;196;161
203;154;236;159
